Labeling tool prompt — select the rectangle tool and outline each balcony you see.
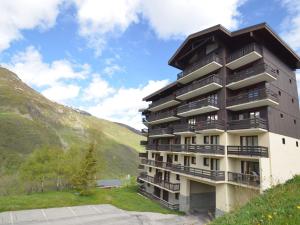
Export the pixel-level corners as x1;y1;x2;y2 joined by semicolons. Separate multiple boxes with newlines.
148;110;179;125
227;146;269;158
138;174;180;192
138;188;179;210
226;88;278;111
138;164;145;170
146;144;225;155
227;63;278;90
196;120;225;134
139;152;148;158
173;124;195;135
177;53;222;84
228;172;260;187
148;94;180;112
141;128;148;136
227;118;268;134
226;43;262;70
140;140;148;146
148;127;174;138
177;98;219;117
176;74;222;100
141;159;225;181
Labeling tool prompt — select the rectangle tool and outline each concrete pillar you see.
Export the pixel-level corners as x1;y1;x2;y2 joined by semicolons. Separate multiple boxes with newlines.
179;176;190;212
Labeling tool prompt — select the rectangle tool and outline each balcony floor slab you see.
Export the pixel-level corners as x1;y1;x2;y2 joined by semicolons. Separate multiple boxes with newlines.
177;83;222;100
227;128;267;135
148;116;180;125
148;100;180;112
226;99;278;111
226;51;262;70
178;106;219;117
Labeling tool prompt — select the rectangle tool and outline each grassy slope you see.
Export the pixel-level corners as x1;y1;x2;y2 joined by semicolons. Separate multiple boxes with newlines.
211;176;300;225
0;67;145;178
0;186;175;214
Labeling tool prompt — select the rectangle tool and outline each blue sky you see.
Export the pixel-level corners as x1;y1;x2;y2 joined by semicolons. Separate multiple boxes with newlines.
0;0;300;129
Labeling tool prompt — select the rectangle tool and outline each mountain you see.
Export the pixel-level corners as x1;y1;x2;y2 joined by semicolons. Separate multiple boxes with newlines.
114;122;141;135
0;67;145;178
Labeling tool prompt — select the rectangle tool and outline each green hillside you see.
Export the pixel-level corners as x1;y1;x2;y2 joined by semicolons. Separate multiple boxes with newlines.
0;67;144;178
211;176;300;225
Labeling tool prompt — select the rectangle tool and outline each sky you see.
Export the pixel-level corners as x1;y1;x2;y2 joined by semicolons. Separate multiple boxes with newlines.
0;0;300;130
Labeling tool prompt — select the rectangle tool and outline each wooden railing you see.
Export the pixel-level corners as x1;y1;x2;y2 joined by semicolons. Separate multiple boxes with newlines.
227;88;278;107
149;94;177;109
177;98;218;114
149;127;173;136
138;174;180;191
138;188;179;210
227;118;268;130
228;172;260;187
196;120;225;131
227;146;269;157
176;74;222;96
226;43;262;63
227;63;278;84
148;110;177;122
146;144;225;155
173;123;195;133
141;159;225;181
140;140;148;146
139;152;148;158
177;53;222;80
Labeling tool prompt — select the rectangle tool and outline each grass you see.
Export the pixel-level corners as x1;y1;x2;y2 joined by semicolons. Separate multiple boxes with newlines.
211;176;300;225
0;186;177;214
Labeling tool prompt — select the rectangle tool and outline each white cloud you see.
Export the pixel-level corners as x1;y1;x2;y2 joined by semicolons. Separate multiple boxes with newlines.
140;0;243;39
42;84;81;103
103;64;123;76
86;80;169;129
72;0;245;54
5;46;89;88
83;75;115;101
0;0;63;51
280;0;300;50
73;0;140;55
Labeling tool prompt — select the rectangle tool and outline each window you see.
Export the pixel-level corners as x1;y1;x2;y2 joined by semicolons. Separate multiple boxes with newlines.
203;158;209;166
191;156;196;164
192;136;196;144
147;183;150;187
149;167;152;172
208;94;218;105
207;114;218;122
250;111;260;118
289;79;292;84
176;174;180;181
174;155;178;161
282;138;285;144
296;141;299;147
278;91;281;96
204;136;209;144
152;153;155;158
211;135;219;145
294;120;297;124
292;98;294;103
188;117;196;126
280;113;284;118
175;193;179;200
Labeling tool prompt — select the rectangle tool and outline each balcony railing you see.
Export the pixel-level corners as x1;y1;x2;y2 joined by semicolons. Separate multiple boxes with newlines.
196;120;225;131
177;98;218;114
139;152;148;158
226;43;262;64
177;53;222;80
148;110;177;122
176;74;222;96
228;172;260;187
227;63;278;84
141;128;148;136
139;174;180;191
140;140;148;146
227;146;269;157
138;164;145;170
146;144;225;155
149;94;177;109
149;127;173;136
141;159;225;181
227;88;278;107
228;117;268;130
173;123;195;133
138;188;179;210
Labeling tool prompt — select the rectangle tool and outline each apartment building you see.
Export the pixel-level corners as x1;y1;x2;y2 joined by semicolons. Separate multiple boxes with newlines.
138;23;300;216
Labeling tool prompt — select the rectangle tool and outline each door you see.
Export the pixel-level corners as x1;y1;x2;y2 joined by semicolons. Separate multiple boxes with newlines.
162;190;169;201
240;136;258;150
154;186;161;198
185;137;191;145
210;159;220;170
167;154;173;163
184;156;190;167
164;171;170;182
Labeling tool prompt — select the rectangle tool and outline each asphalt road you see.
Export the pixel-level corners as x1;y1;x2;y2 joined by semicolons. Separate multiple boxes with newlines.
0;204;209;225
